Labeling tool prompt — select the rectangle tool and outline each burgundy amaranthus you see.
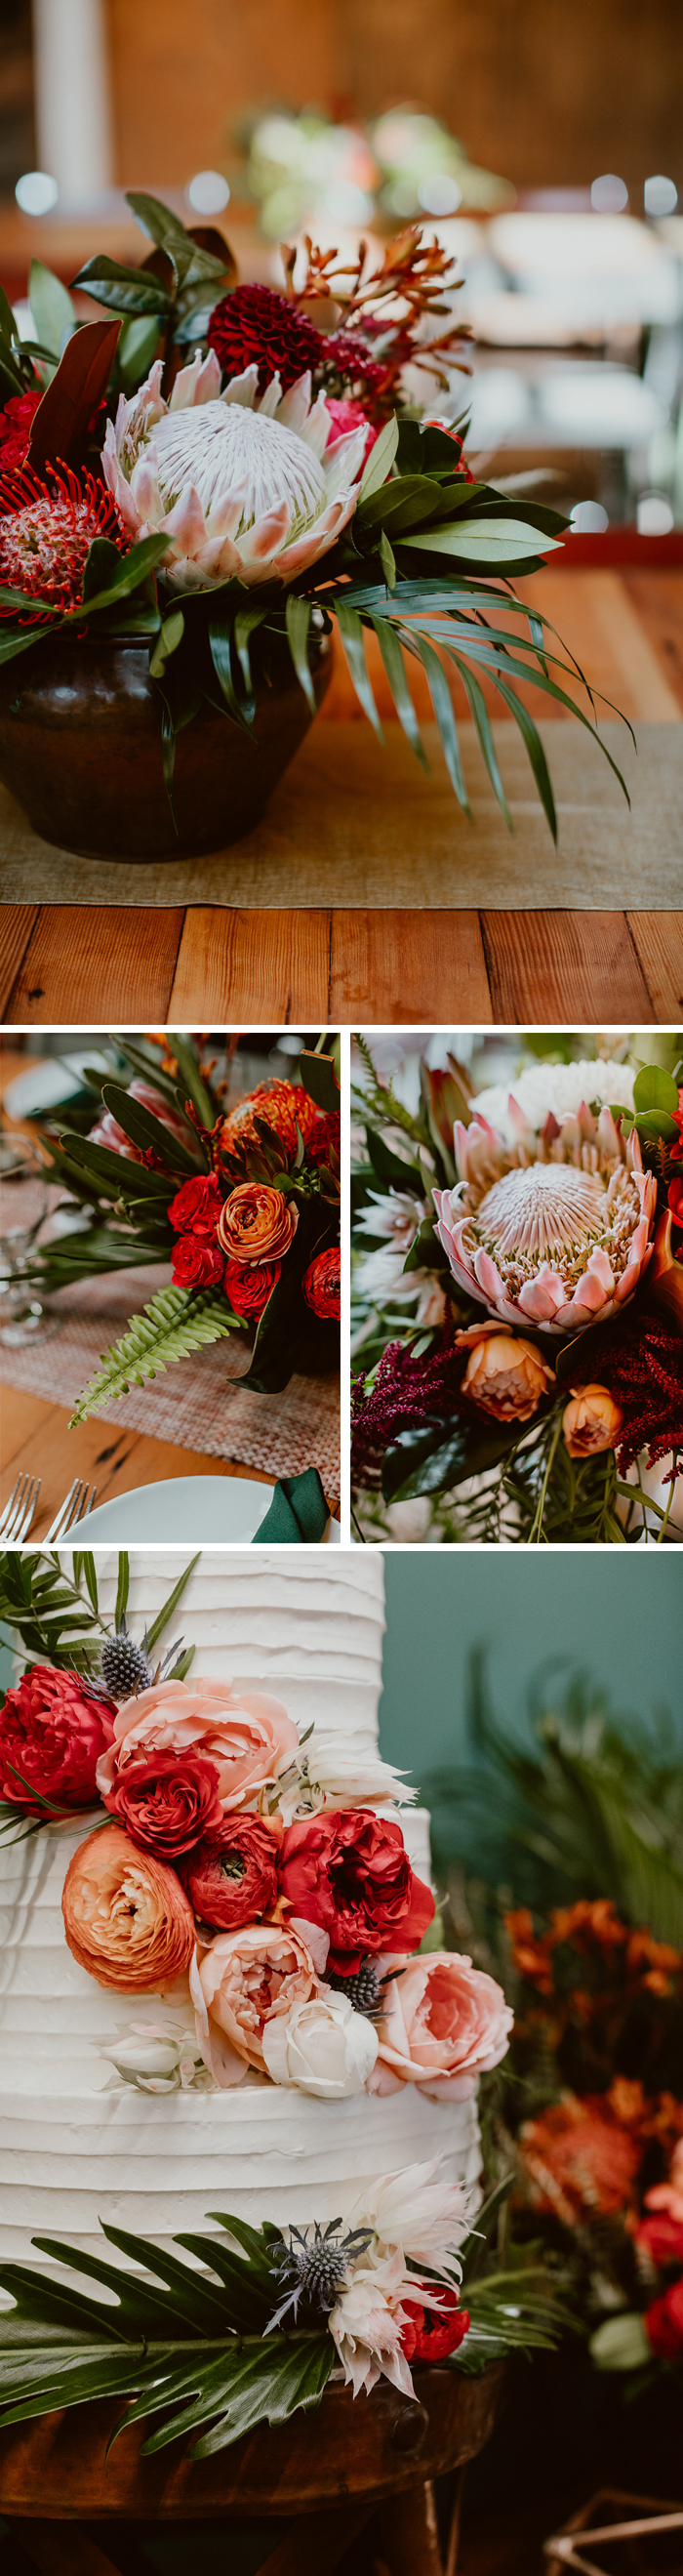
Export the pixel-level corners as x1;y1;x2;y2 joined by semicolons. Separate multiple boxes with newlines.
570;1313;683;1476
351;1330;463;1487
0;466;129;617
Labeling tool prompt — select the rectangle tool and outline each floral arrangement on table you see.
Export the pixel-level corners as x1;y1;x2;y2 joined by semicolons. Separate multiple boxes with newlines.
22;1031;340;1414
351;1036;683;1544
0;1552;566;2451
0;186;628;841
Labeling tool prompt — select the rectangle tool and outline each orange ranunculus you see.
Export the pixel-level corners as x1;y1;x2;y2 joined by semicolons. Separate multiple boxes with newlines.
217;1183;298;1265
61;1822;194;1991
562;1383;623;1458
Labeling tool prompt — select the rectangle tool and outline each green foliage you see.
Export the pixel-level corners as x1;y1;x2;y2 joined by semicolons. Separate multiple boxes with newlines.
68;1285;245;1425
0;1547;198;1697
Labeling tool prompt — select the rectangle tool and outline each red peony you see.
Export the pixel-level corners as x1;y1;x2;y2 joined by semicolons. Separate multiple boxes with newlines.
0;466;128;614
168;1173;224;1239
222;1258;280;1318
0;1664;115;1814
208;286;323;395
400;2288;470;2363
302;1248;341;1320
637;2212;683;2270
279;1807;434;1973
645;2272;683;2358
0;388;42;472
179;1812;281;1928
171;1235;224;1288
102;1747;223;1858
306;1110;341;1168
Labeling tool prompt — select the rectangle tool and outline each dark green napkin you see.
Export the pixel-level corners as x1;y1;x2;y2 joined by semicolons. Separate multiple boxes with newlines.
253;1467;330;1543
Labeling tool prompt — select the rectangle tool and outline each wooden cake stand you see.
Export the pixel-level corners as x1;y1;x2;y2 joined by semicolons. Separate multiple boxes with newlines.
0;2359;505;2575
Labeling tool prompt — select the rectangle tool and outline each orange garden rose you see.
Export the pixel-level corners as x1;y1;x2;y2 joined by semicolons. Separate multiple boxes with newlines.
217;1183;298;1265
61;1822;194;1991
457;1321;555;1422
562;1383;624;1458
191;1919;320;2085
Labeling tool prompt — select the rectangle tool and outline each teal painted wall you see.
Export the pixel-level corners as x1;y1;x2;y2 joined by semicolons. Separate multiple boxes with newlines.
379;1554;682;1797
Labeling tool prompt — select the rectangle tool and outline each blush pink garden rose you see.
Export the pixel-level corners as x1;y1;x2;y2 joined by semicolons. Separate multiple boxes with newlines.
190;1919;322;2085
95;1677;300;1813
368;1950;513;2100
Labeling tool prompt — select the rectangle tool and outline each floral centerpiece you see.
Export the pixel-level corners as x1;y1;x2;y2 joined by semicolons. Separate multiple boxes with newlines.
351;1036;683;1544
0;189;627;856
0;1551;566;2453
22;1031;340;1415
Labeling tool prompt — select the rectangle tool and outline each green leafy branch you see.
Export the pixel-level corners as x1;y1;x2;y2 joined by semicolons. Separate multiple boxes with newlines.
68;1286;246;1425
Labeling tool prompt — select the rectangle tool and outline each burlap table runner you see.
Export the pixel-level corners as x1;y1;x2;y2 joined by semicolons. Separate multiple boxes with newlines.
1;720;681;910
0;1263;340;1505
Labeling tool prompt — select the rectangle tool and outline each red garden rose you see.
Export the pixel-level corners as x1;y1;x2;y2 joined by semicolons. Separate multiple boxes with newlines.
0;1664;115;1814
400;2288;470;2363
171;1235;224;1288
222;1258;280;1319
645;2272;683;2358
168;1174;224;1239
179;1812;282;1928
279;1807;434;1973
102;1747;223;1858
302;1249;341;1321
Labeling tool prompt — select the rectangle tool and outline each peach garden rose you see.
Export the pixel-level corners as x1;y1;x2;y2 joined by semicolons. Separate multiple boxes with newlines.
562;1383;624;1458
368;1950;513;2099
457;1320;556;1422
95;1677;300;1812
191;1919;320;2085
217;1183;299;1265
61;1822;194;1991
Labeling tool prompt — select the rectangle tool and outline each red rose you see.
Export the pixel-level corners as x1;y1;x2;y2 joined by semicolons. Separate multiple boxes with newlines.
645;2272;683;2358
168;1174;223;1239
400;2289;470;2364
103;1748;223;1858
306;1111;341;1169
302;1249;341;1321
222;1258;280;1319
179;1813;282;1928
279;1807;434;1973
637;2213;683;2270
171;1234;224;1288
0;1664;115;1814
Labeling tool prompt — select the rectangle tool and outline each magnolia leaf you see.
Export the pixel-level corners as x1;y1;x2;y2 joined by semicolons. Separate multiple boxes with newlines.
402;519;563;563
300;1050;339;1114
358;414;398;501
99;1083;197;1169
28;262;75;360
27;319;121;471
71;257;172;316
632;1065;680;1114
116;312;162;392
382;1412;530;1504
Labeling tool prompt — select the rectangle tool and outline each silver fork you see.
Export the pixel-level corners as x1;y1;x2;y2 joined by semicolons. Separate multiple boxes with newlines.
0;1472;41;1542
43;1480;98;1544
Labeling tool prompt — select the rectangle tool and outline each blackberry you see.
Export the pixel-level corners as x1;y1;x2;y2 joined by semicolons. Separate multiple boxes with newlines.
326;1960;382;2018
99;1616;153;1703
268;2221;373;2328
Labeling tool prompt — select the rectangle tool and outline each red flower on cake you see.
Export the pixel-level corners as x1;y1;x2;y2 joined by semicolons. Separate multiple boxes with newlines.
180;1812;282;1928
222;1258;280;1318
302;1249;341;1320
0;388;42;470
207;285;323;394
168;1173;224;1239
171;1235;224;1288
400;2287;470;2363
279;1807;434;1973
0;467;128;615
102;1747;223;1858
61;1821;194;1990
0;1664;115;1813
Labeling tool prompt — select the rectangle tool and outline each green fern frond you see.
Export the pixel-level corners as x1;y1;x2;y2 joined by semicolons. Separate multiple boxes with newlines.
69;1286;246;1425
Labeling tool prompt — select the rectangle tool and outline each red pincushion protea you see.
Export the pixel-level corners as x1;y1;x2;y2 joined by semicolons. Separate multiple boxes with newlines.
0;466;129;617
0;389;43;471
400;2287;470;2363
207;286;323;395
221;1082;320;1157
302;1248;341;1320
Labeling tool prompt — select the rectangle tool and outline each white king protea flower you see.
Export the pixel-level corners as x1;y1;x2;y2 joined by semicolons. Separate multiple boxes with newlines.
433;1096;656;1335
102;349;366;592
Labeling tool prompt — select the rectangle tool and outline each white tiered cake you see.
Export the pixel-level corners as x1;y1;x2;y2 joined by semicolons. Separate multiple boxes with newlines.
0;1554;481;2267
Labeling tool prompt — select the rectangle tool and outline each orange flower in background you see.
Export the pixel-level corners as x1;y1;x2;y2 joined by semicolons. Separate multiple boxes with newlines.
519;2094;642;2226
217;1183;298;1265
61;1823;194;1991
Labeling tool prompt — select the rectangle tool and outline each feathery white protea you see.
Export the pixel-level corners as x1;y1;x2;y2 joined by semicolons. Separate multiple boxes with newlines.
101;348;366;592
433;1096;656;1335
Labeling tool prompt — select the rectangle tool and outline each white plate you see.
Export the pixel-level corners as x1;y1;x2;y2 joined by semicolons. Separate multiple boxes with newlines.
72;1477;341;1544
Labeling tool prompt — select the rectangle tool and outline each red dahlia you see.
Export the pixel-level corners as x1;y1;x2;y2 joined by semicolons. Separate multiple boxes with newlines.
207;286;323;394
0;466;129;615
0;388;42;471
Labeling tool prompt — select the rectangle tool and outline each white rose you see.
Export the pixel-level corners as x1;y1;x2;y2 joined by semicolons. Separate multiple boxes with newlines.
261;1993;379;2098
100;2021;211;2094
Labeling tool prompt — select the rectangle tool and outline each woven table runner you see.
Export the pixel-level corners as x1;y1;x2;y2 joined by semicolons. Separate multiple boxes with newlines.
1;719;681;910
0;1264;340;1505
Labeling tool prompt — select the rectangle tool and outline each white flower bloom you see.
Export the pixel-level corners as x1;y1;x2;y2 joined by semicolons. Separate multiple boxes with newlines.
100;2017;213;2094
344;2158;470;2272
272;1729;415;1823
102;353;366;592
354;1242;447;1326
328;2248;418;2398
356;1190;431;1253
261;1992;378;2097
470;1058;635;1144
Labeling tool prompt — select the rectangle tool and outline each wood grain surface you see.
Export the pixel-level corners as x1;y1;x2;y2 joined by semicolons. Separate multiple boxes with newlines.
0;1384;274;1543
1;567;681;1026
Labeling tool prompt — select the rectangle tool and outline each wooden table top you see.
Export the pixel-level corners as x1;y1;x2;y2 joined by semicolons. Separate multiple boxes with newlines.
1;565;682;1026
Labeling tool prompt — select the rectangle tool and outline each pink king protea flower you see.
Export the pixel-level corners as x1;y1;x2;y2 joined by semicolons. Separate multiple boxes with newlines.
433;1095;657;1335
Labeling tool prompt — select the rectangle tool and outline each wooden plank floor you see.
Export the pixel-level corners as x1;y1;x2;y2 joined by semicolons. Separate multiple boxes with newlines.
1;568;681;1026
